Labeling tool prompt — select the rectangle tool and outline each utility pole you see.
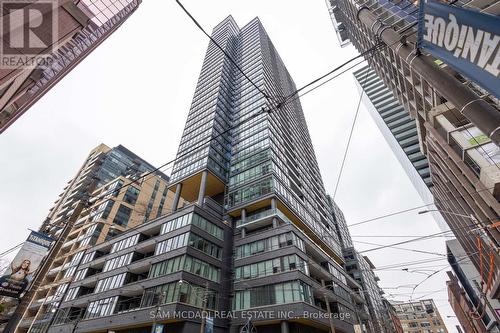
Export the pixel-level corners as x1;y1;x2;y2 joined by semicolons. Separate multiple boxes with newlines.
199;282;209;333
321;280;336;333
4;198;89;333
152;290;166;332
70;311;83;333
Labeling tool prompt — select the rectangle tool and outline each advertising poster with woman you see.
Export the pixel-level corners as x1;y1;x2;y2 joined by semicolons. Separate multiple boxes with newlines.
0;231;53;298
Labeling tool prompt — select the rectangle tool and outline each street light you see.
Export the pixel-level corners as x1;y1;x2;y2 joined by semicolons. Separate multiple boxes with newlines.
151;290;166;333
177;280;211;333
418;209;500;246
418;209;477;221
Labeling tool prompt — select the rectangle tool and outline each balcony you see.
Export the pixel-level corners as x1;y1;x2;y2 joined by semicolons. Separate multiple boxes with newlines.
202;197;223;219
47;265;63;277
434;113;500;197
235;208;292;229
17;316;35;328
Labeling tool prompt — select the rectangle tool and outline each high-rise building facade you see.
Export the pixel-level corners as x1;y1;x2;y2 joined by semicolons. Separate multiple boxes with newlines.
326;0;500;299
446;239;500;332
40;144;166;235
353;66;431;189
328;196;397;333
343;248;387;333
6;144;174;333
380;298;404;333
392;299;448;333
169;15;353;331
169;15;344;261
425;104;500;297
34;16;377;333
352;65;448;231
328;196;354;250
0;0;141;133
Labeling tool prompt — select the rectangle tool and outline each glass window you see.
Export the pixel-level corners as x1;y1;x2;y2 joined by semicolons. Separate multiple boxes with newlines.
142;282;217;310
85;297;118;319
233;281;312;310
123;186;140;205
235;232;305;259
192;214;223;240
235;254;309;280
113;204;132;227
155;232;190;255
149;255;220;282
110;234;139;253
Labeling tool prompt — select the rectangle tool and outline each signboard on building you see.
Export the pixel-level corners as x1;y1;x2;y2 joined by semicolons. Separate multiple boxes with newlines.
417;0;500;98
0;231;53;298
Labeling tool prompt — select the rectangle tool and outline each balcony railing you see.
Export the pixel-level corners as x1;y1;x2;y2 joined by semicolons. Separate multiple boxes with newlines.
235;208;292;227
202;197;223;218
437;115;500;180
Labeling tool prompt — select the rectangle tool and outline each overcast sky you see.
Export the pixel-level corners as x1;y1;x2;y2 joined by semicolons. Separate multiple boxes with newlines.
0;0;461;330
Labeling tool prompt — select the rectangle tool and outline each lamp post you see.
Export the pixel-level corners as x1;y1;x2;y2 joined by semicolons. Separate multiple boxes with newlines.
69;308;87;333
318;281;337;333
418;209;477;221
418;209;499;249
177;280;211;333
151;290;166;333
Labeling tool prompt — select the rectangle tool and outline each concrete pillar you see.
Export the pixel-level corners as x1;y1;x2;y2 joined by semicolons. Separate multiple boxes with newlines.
172;183;182;212
241;209;247;238
271;197;277;210
280;321;289;333
271;198;278;228
241;208;247;223
197;170;208;206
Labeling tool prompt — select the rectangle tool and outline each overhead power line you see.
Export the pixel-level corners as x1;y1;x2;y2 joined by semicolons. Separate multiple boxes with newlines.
86;4;419;210
373;250;480;271
409;253;473;300
282;43;385;102
353;240;446;257
175;0;271;103
359;221;483;254
0;242;23;259
347;185;497;228
351;234;447;238
88;6;395;204
332;55;374;200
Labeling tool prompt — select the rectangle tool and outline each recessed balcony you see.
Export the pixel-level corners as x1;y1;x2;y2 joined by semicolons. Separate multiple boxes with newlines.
434;113;500;198
235;207;292;230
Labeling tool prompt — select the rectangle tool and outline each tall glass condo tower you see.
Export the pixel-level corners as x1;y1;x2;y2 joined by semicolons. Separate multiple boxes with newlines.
43;16;367;333
168;16;357;333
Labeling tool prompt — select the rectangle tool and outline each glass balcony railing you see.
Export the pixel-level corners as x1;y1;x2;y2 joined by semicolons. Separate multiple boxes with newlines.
235;208;292;227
